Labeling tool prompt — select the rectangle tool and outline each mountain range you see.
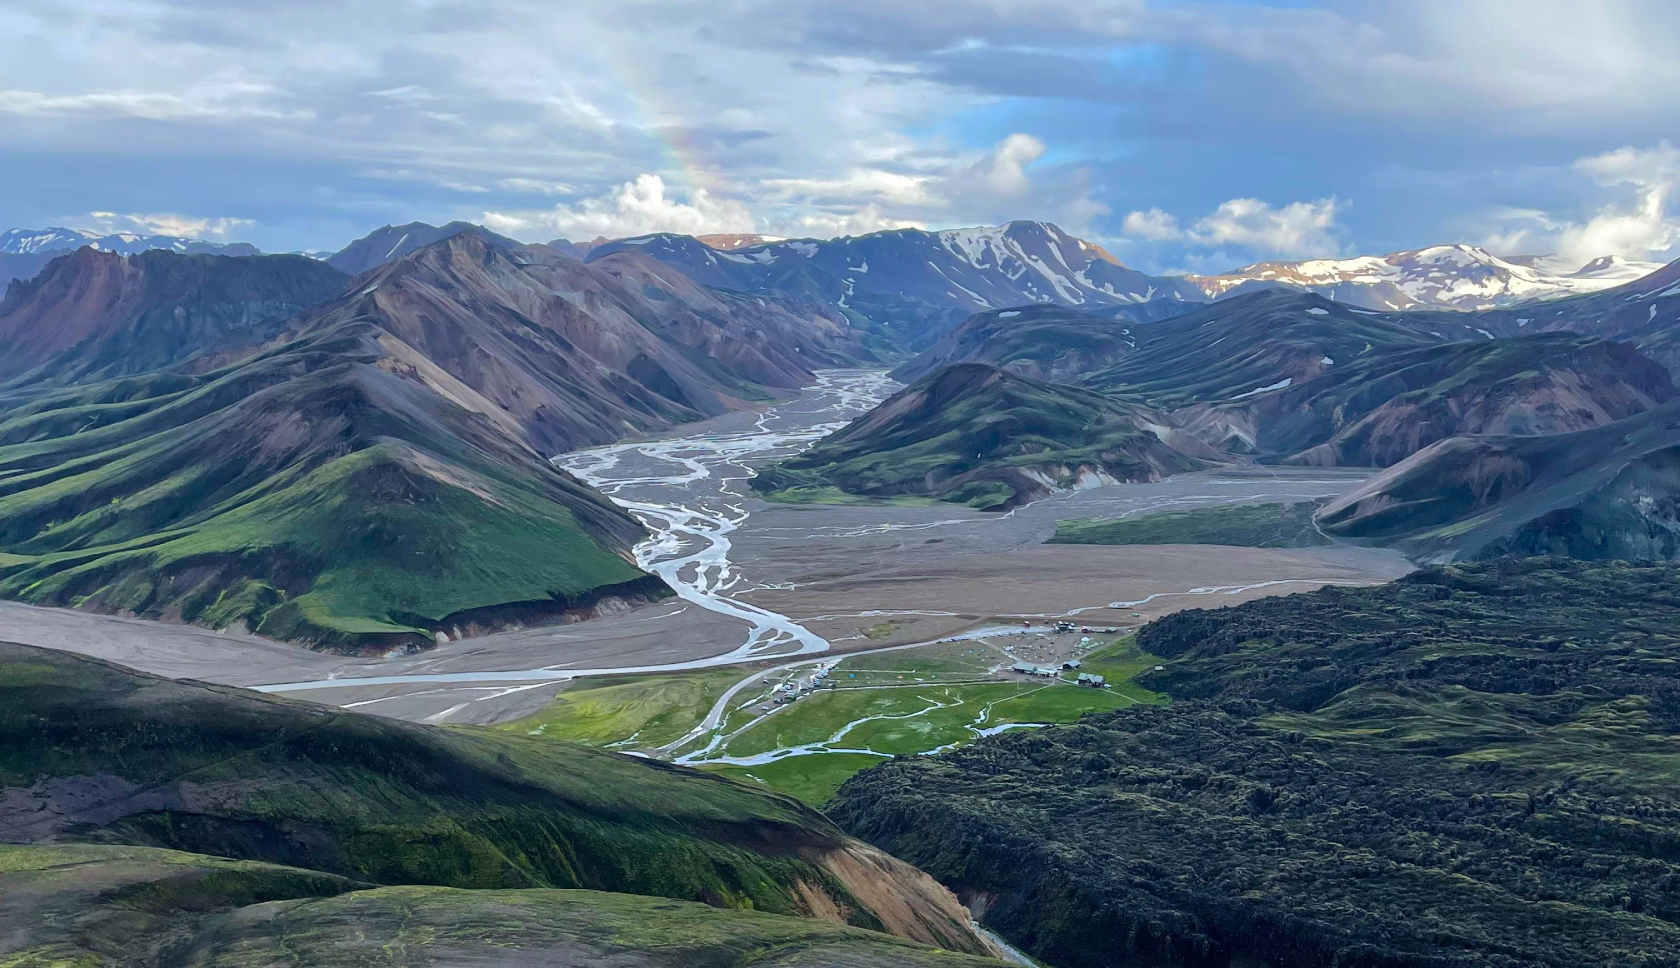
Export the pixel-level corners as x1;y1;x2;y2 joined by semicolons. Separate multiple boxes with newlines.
1187;244;1663;310
763;286;1680;562
4;219;1671;326
0;228;869;647
0;226;261;286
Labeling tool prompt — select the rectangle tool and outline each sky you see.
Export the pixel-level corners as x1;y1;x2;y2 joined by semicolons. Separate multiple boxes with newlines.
2;0;1678;274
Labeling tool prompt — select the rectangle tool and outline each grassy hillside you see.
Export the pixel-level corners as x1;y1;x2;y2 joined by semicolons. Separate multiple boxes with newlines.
1050;500;1329;547
831;559;1680;968
0;642;988;955
0;324;661;650
0;843;1001;968
754;362;1210;510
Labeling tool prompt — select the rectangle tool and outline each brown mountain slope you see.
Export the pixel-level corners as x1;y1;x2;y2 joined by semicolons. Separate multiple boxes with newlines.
1245;334;1678;466
287;234;867;453
1317;399;1680;562
0;248;347;386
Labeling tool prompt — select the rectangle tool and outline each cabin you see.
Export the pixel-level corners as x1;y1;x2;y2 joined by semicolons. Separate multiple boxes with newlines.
1076;673;1106;688
1062;659;1082;670
1011;661;1037;675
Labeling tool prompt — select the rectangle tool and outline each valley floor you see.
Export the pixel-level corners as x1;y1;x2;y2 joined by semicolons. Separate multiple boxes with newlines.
0;371;1411;734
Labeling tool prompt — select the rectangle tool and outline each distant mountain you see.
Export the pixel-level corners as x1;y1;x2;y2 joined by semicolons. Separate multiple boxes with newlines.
546;234;614;259
0;225;260;257
326;220;520;275
872;291;1676;484
1187;244;1664;311
296;232;867;454
1243;334;1676;465
753;363;1215;511
1079;290;1491;406
0;642;991;960
1429;256;1680;373
0;225;260;286
1319;399;1680;562
0;248;348;385
590;221;1207;346
892;304;1139;384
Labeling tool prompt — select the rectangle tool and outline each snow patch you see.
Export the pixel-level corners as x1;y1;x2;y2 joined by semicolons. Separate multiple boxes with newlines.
1306;307;1329;315
1230;378;1292;400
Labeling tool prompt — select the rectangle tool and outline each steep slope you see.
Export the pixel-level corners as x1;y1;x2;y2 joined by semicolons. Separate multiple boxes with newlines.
2;845;1003;968
1317;399;1680;561
754;363;1213;510
1247;333;1677;465
0;320;661;650
892;303;1138;384
1188;243;1665;310
832;559;1680;968
326;220;520;274
0;642;991;956
293;232;864;454
0;233;883;647
0;248;348;385
1082;289;1489;407
590;221;1207;346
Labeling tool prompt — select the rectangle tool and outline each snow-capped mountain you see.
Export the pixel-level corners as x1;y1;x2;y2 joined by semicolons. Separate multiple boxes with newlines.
0;226;261;286
588;221;1206;345
1187;244;1665;311
0;227;259;257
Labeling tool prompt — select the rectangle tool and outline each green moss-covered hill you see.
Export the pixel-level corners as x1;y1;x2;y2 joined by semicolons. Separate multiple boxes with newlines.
0;321;662;651
831;559;1680;968
0;844;1002;968
0;642;988;958
754;362;1214;510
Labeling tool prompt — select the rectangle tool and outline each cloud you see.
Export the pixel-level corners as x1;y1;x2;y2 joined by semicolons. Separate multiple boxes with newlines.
1472;142;1679;264
0;78;311;122
1121;208;1182;242
76;212;255;238
482;174;757;240
1121;197;1341;259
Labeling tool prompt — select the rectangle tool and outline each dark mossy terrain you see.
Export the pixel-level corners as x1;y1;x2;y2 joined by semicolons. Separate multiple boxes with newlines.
753;362;1210;510
0;643;990;962
831;559;1680;968
1049;501;1329;548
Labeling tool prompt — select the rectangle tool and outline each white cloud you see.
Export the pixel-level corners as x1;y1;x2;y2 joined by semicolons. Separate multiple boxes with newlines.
1474;142;1680;264
0;78;311;122
972;133;1045;195
76;212;255;239
483;174;757;240
1122;197;1341;259
1121;208;1183;241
